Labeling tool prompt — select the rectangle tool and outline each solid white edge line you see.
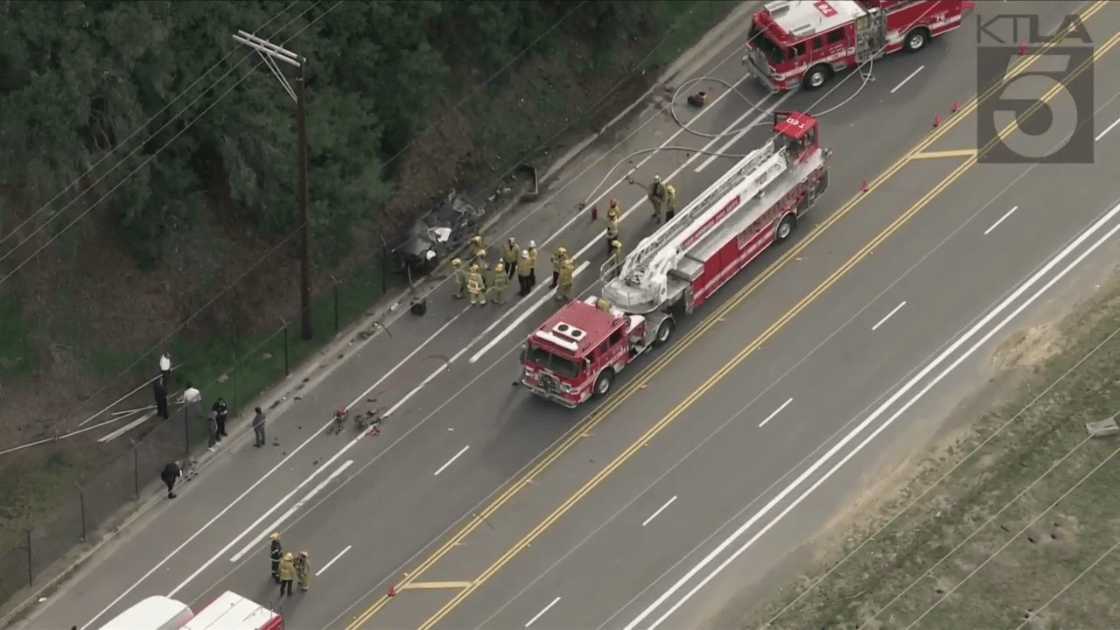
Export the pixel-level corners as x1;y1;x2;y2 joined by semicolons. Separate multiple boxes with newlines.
623;198;1120;630
435;445;471;476
229;460;354;562
469;261;591;363
890;65;925;94
695;90;796;173
316;545;352;577
871;300;907;331
984;205;1019;235
757;397;793;428
642;496;679;527
1095;116;1120;141
525;596;562;628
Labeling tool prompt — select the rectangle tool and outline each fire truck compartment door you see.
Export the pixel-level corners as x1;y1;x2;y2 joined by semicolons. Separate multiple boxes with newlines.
671;254;704;282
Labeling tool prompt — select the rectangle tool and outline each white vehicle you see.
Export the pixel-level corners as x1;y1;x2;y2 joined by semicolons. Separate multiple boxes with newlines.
97;591;282;630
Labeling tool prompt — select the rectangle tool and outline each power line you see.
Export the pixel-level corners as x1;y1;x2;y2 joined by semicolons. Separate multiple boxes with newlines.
0;0;304;255
1012;536;1120;630
0;1;340;288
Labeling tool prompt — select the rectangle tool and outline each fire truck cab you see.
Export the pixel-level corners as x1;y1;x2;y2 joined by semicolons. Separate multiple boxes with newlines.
744;0;966;92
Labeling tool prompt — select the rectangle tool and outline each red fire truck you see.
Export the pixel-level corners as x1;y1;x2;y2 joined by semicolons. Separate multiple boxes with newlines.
743;0;967;92
520;111;831;408
97;591;283;630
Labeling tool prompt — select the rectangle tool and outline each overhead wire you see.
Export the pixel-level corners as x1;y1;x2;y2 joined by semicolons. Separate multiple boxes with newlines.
0;0;304;256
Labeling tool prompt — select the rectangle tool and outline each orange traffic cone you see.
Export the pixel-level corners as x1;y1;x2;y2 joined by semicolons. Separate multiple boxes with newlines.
1019;42;1027;55
932;114;941;128
590;205;598;221
387;585;397;597
860;179;869;192
951;100;959;113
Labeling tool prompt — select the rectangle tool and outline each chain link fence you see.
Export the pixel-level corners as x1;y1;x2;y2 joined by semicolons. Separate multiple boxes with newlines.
0;0;739;609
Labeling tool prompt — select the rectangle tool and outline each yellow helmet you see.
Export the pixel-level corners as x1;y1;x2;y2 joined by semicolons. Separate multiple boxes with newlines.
451;257;461;267
653;175;661;183
557;246;567;255
470;264;479;273
508;237;516;245
270;532;280;541
471;235;482;245
299;551;308;558
283;552;294;561
494;262;504;272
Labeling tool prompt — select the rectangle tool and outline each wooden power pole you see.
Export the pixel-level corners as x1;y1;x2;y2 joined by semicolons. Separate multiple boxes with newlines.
233;31;314;340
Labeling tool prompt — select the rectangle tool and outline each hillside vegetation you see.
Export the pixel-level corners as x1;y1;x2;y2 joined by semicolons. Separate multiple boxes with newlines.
0;0;738;554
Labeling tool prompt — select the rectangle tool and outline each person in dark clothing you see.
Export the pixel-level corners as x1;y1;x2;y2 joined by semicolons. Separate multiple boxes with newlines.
252;407;267;447
159;352;172;389
153;380;169;420
269;532;283;582
212;398;229;438
160;461;182;499
206;410;219;450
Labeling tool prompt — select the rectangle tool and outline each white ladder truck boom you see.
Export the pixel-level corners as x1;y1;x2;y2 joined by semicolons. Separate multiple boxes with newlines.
518;111;830;409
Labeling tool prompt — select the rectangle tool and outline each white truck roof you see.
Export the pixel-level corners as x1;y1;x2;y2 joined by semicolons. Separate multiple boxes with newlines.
183;591;280;630
763;0;867;39
97;596;192;630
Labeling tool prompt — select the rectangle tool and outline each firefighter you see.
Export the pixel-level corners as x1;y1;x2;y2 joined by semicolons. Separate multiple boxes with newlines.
527;240;539;289
278;552;296;597
478;260;492;292
648;175;668;224
551;246;568;288
269;532;283;583
556;257;576;301
467;264;484;305
608;239;623;280
294;551;311;592
665;182;678;222
596;297;613;312
469;235;487;264
516;249;533;296
605;206;621;256
607;198;621;220
490;261;509;305
501;237;519;280
450;258;465;299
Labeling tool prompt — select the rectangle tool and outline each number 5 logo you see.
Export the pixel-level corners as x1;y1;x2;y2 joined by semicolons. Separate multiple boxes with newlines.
977;46;1094;164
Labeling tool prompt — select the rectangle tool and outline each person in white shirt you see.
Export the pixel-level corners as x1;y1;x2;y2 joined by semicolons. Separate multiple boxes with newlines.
159;352;172;388
181;383;201;405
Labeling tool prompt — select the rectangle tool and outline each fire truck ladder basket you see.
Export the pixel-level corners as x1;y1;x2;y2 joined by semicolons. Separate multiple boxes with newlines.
610;139;791;304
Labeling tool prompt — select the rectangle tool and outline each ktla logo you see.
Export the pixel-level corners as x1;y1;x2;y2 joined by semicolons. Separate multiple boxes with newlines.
976;14;1094;164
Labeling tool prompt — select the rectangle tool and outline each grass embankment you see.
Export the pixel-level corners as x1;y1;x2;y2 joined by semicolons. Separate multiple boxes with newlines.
0;0;739;570
747;286;1120;629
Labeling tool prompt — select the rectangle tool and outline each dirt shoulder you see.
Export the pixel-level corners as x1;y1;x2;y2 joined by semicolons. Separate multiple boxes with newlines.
727;255;1120;629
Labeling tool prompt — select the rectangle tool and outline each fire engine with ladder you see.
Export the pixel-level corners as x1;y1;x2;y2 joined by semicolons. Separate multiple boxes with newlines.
520;111;830;408
96;591;283;630
743;0;968;92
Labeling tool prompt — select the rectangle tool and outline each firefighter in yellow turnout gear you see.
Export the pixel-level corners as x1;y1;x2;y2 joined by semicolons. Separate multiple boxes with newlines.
551;246;569;288
555;257;576;301
467;264;485;305
664;183;678;222
294;551;311;592
450;258;465;299
605;199;621;256
516;249;533;297
490;261;509;305
501;237;519;280
469;235;487;265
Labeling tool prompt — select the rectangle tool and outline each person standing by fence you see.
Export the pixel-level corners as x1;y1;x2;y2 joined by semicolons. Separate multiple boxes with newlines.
153;379;169;420
206;408;219;451
253;407;267;447
159;352;172;388
160;461;182;499
212;397;229;438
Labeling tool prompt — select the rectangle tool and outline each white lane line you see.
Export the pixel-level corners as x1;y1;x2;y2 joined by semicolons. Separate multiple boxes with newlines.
871;301;907;331
890;65;925;94
230;460;354;562
625;198;1120;630
434;445;470;476
469;261;591;363
695;90;795;173
1096;116;1120;141
316;545;352;576
641;496;678;527
758;398;793;428
525;596;562;627
983;205;1019;235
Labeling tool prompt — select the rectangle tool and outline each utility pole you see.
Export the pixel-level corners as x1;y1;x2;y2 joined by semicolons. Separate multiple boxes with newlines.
233;31;314;340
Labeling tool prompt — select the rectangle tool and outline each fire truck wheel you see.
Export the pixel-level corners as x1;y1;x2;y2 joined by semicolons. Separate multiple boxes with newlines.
802;65;831;90
653;318;675;348
776;214;797;242
904;28;930;52
593;369;615;397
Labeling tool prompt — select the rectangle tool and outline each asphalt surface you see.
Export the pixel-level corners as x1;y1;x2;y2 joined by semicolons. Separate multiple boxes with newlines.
21;1;1119;629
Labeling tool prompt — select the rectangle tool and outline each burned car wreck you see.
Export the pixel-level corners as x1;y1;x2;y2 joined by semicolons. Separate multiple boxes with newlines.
394;191;485;278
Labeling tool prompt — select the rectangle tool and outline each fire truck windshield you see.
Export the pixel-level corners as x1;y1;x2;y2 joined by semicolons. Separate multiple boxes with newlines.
525;344;581;379
748;23;786;65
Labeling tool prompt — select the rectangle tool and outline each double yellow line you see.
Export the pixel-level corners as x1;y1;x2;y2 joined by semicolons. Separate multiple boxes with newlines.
348;5;1111;628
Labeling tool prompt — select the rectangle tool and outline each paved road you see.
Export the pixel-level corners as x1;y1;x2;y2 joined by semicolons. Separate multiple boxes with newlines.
20;1;1113;629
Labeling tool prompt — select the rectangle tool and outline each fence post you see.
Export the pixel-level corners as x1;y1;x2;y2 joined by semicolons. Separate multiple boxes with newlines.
283;322;290;376
334;283;339;333
77;483;86;541
25;530;32;586
232;354;239;411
